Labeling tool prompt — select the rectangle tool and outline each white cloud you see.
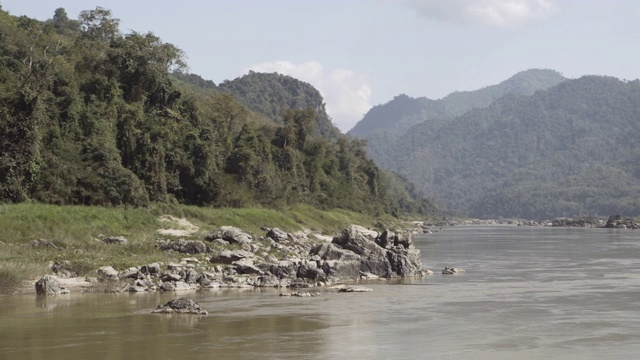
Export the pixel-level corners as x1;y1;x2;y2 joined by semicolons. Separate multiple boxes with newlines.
405;0;557;27
244;61;372;132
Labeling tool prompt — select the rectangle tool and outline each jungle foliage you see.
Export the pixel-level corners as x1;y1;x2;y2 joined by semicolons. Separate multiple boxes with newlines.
0;7;436;217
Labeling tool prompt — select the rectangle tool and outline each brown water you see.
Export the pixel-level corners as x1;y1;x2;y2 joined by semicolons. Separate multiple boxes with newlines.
2;226;640;360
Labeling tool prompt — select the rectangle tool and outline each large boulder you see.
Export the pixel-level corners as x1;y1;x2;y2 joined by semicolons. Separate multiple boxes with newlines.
331;225;380;256
97;266;119;281
314;225;424;279
35;275;67;296
204;226;253;244
266;227;290;242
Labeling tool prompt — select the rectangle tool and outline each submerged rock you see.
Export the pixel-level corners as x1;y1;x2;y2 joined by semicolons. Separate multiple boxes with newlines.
152;298;208;315
338;286;373;293
442;267;465;275
279;291;320;297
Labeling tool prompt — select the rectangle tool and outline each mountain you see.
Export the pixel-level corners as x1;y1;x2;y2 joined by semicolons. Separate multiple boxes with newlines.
349;69;567;138
219;71;341;139
0;6;436;217
385;76;640;219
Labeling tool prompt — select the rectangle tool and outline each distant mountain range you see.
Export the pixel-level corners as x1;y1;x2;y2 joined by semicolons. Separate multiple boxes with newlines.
349;70;640;219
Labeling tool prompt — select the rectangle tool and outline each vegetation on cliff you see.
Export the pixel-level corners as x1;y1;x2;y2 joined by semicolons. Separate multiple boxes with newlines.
0;6;435;217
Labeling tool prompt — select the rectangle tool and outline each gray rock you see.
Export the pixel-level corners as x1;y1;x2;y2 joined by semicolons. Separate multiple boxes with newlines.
49;261;77;278
204;226;253;244
173;281;194;291
119;267;141;279
210;249;254;264
442;267;465;275
266;227;290;242
160;239;210;254
280;291;320;297
29;239;59;249
141;263;161;275
152;298;208;315
331;225;380;256
97;266;119;281
160;281;176;291
102;236;128;245
35;275;64;296
310;243;361;261
338;286;373;293
128;285;147;293
161;272;182;282
232;258;265;275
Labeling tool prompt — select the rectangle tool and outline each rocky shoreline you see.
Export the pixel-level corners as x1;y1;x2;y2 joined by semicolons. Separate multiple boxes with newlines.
419;214;639;230
29;224;434;297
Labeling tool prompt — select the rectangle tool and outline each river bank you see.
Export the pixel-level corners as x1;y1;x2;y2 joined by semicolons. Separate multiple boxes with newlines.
0;203;431;296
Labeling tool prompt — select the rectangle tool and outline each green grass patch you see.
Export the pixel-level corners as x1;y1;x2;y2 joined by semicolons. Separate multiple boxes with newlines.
0;203;396;286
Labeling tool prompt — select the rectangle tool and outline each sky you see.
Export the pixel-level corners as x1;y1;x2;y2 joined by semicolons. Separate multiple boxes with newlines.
2;0;640;132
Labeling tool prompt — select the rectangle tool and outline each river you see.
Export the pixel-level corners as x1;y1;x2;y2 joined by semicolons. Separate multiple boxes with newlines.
2;225;640;359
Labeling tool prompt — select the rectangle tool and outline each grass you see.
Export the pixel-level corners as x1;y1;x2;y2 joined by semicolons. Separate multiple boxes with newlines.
0;203;397;295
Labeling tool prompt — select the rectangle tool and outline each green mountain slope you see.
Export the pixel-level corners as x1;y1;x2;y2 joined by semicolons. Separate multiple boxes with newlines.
219;71;341;139
349;68;566;138
391;76;640;218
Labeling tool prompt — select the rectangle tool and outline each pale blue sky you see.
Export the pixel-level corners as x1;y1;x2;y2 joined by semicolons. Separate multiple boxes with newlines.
3;0;639;131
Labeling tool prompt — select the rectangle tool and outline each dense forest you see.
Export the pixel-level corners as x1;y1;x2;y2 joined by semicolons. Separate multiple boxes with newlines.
349;69;566;168
355;74;640;219
0;7;437;217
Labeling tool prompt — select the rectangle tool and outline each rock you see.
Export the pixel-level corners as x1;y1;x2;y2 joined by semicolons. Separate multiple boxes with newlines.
359;271;379;280
322;225;424;279
29;239;59;249
210;249;254;264
173;281;194;291
152;298;208;315
128;285;147;293
279;291;320;297
310;243;361;261
102;236;128;245
97;266;119;281
119;267;141;279
160;282;176;291
204;226;253;244
331;225;379;256
35;275;66;296
161;272;182;282
266;227;289;242
160;239;210;254
233;258;265;275
49;261;77;278
141;263;161;276
338;286;373;293
424;269;434;275
180;268;200;284
296;262;327;281
181;257;200;264
442;267;465;275
375;230;396;249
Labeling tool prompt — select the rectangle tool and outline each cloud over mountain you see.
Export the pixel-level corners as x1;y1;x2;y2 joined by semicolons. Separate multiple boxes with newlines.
405;0;557;27
245;61;372;132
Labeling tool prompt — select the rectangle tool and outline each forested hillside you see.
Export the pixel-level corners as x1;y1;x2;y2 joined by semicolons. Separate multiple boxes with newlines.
385;76;640;219
349;69;566;168
0;7;436;217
